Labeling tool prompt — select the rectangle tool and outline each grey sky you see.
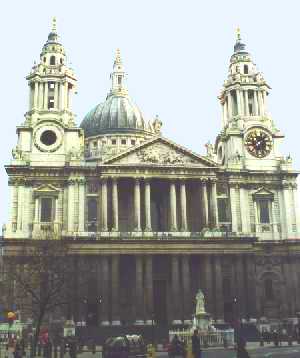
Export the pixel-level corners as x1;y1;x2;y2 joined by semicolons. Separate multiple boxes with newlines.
1;0;299;224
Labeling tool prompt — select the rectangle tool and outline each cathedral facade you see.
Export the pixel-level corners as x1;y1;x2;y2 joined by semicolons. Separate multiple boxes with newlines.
3;22;300;328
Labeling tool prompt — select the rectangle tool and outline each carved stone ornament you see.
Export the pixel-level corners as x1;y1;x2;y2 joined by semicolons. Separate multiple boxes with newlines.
255;255;282;266
136;143;197;164
67;146;84;161
12;145;25;160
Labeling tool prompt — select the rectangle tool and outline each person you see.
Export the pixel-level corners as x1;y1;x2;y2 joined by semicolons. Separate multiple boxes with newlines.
170;335;184;357
191;329;201;358
236;335;250;358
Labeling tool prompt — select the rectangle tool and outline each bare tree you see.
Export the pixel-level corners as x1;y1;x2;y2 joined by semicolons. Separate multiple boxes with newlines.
3;231;74;354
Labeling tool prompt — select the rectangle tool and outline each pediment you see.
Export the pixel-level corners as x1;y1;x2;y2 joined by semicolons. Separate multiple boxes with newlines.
252;187;274;200
104;137;217;167
34;184;60;196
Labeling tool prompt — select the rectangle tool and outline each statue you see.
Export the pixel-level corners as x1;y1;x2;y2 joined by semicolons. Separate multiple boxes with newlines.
195;289;206;316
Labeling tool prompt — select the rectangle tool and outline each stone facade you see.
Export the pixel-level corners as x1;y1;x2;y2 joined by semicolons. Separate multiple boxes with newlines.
3;24;300;327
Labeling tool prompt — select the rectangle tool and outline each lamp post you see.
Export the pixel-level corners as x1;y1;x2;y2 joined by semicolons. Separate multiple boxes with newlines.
233;297;240;344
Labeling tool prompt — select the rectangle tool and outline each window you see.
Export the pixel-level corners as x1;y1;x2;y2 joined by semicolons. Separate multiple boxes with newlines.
49;82;55;90
258;200;270;223
50;56;56;65
121;139;126;145
118;75;122;85
244;65;248;74
43;57;46;63
131;139;136;145
48;97;55;109
218;198;230;222
111;139;117;145
93;141;97;148
265;279;274;300
40;198;54;222
248;103;253;115
60;58;63;65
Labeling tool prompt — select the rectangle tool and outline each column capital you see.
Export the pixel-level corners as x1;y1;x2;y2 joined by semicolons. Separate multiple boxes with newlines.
100;177;108;184
200;177;209;184
209;177;218;183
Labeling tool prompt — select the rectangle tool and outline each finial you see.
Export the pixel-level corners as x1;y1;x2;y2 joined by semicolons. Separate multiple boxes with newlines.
52;17;57;33
114;48;122;66
236;27;241;41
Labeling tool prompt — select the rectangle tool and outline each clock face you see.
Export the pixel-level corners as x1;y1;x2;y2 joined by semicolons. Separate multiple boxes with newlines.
245;128;272;158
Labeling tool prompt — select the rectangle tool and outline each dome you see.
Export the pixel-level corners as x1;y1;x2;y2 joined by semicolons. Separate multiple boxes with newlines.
80;94;153;137
80;49;155;138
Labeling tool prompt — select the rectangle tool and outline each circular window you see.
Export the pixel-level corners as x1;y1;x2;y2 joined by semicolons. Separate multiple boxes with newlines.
40;130;57;146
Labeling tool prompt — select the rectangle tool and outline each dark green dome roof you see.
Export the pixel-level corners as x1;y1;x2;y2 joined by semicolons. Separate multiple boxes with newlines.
80;94;154;137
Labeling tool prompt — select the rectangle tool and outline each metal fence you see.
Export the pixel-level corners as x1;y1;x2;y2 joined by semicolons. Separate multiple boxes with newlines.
169;329;234;347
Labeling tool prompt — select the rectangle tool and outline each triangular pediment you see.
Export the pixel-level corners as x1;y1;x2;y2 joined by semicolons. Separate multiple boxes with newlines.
252;187;274;200
34;184;60;194
104;136;217;167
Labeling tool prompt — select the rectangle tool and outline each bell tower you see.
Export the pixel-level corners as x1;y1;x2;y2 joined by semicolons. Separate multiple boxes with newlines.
214;30;289;171
12;18;83;167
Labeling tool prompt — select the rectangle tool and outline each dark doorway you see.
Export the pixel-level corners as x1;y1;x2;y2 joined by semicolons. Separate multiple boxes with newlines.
153;280;167;325
224;302;234;324
86;302;98;326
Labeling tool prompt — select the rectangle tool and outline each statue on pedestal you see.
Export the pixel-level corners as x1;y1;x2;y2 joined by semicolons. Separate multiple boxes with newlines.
195;289;206;316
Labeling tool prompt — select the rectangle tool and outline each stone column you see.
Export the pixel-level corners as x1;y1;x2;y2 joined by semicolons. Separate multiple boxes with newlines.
230;185;238;232
9;182;18;232
223;101;228;126
33;82;39;109
59;82;64;110
245;255;257;318
262;91;268;116
38;82;43;109
292;184;300;234
235;256;245;318
134;178;141;231
101;178;108;231
253;90;259;116
169;181;178;231
172;255;182;324
214;255;224;320
258;91;263;116
43;82;48;110
203;255;213;314
144;179;152;231
17;183;24;231
182;255;191;323
112;178;119;231
284;257;295;315
111;255;120;325
54;82;59;110
244;90;249;116
135;255;144;324
78;179;85;232
101;256;110;325
236;89;242;115
227;91;232;118
239;187;250;233
145;256;153;324
201;181;209;228
67;180;75;233
283;182;292;236
180;180;188;231
64;82;69;109
210;179;218;228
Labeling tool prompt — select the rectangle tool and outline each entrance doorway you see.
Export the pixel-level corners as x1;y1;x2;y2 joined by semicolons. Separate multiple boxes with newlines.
153;280;167;325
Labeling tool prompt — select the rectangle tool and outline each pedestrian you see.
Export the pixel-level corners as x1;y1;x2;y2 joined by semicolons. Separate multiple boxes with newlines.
236;335;250;358
191;329;202;358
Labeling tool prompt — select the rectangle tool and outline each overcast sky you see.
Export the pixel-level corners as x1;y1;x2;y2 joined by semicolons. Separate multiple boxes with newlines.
1;0;300;225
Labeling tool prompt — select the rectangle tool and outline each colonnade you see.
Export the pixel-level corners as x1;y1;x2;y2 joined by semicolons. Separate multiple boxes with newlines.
86;177;218;232
73;253;256;325
222;88;268;126
29;80;71;111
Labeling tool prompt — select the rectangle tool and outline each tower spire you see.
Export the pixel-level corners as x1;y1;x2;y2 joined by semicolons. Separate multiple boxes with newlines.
109;48;128;97
234;27;246;53
51;17;57;33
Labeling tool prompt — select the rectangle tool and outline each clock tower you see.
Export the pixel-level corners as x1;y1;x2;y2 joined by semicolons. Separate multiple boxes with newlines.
215;30;289;171
12;18;83;168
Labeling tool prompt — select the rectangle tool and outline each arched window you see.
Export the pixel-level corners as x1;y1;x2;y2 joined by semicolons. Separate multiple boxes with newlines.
265;278;274;300
60;58;63;65
43;57;46;63
50;56;56;65
244;64;249;74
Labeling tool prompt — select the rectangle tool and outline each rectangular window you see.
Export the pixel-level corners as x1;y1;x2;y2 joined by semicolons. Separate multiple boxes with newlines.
40;198;53;222
48;97;55;109
131;139;136;145
259;200;270;223
118;75;122;85
121;139;126;145
111;139;117;145
218;198;230;222
48;82;55;90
